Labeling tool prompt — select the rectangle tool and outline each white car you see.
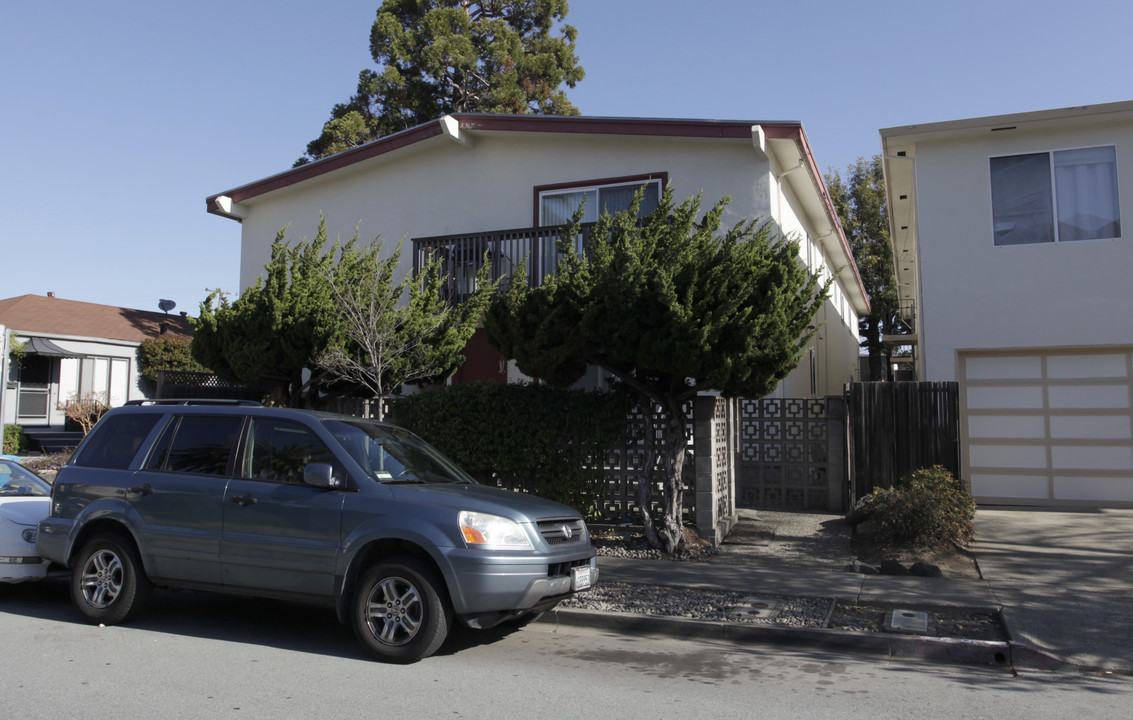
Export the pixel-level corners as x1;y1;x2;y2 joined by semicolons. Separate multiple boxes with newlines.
0;458;53;582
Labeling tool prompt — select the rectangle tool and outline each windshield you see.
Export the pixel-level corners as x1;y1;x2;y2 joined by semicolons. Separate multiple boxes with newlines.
323;420;476;485
0;460;52;496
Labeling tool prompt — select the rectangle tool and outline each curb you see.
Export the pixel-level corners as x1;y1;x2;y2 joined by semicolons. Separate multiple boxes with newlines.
539;607;1015;668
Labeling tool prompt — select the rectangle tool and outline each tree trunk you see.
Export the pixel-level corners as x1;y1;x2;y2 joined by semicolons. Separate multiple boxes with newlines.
635;399;690;554
655;408;688;554
864;317;884;382
637;404;662;549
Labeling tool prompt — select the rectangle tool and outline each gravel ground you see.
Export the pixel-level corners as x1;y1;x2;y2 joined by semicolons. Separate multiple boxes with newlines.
573;509;1005;640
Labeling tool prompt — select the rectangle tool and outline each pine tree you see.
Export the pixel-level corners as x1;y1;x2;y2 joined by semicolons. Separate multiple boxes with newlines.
826;156;904;381
297;0;584;164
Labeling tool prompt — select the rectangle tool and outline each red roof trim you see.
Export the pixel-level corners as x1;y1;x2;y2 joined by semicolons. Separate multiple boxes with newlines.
206;114;804;214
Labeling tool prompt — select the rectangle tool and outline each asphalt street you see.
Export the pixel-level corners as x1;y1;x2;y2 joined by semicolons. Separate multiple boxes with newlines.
2;579;1131;719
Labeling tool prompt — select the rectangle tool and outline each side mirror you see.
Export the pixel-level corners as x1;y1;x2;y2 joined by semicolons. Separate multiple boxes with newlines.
303;463;343;489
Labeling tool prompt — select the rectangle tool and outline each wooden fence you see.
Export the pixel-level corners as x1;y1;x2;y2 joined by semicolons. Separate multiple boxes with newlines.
845;381;960;504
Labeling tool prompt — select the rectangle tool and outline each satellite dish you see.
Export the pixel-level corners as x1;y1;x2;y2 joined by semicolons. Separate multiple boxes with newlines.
158;299;177;313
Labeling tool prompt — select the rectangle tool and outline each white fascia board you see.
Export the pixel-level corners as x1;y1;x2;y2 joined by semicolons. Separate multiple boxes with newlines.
214;195;249;220
440;115;474;147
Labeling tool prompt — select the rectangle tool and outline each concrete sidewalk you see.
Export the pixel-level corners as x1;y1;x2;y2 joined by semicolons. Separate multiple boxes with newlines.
567;508;1133;673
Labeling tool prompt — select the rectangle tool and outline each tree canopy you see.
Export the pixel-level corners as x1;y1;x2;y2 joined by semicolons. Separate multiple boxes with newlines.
297;0;584;164
313;235;495;420
191;221;343;407
192;218;489;410
486;188;829;551
826;156;905;380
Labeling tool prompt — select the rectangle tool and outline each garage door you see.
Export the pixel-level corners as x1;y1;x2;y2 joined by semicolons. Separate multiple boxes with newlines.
960;348;1133;505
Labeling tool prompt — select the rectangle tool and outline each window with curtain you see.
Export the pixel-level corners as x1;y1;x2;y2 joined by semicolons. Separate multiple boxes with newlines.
991;145;1120;246
538;179;662;226
538;179;662;275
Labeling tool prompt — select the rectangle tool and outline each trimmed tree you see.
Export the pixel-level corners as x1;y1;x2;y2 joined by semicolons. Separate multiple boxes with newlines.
297;0;584;164
312;235;495;420
485;188;829;552
191;220;343;407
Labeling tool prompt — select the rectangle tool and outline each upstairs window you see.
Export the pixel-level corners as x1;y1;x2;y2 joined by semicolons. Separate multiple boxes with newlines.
538;176;663;226
991;145;1120;246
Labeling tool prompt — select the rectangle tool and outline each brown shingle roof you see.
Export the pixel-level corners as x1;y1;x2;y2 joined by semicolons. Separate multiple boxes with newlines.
0;294;193;343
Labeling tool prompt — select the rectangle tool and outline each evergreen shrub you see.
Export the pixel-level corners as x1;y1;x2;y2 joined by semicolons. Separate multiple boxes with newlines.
3;424;27;455
856;465;975;548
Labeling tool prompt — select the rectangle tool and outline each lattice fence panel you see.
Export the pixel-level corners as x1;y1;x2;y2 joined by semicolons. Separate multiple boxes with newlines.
596;401;696;524
737;397;831;509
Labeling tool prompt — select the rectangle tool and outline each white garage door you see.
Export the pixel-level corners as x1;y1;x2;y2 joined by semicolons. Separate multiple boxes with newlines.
961;348;1133;505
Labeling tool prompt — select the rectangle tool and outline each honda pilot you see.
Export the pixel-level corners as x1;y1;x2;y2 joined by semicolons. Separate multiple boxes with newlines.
37;400;597;663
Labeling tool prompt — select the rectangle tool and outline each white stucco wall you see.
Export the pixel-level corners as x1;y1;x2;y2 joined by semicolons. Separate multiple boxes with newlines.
231;129;861;398
237;133;783;289
913;121;1133;381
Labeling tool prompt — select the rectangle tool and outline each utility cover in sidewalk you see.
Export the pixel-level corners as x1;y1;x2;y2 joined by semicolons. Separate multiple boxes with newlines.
884;609;936;634
727;596;781;620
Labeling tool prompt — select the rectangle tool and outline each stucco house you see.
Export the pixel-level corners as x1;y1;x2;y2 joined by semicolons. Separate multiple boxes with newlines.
881;100;1133;506
0;293;193;446
207;114;869;398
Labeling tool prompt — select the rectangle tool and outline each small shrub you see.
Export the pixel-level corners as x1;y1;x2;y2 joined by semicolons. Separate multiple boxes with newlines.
855;465;975;548
61;392;111;435
3;424;27;455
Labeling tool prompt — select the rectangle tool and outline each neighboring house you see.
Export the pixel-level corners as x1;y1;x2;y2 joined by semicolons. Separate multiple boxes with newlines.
207;114;869;398
0;294;193;434
881;100;1133;506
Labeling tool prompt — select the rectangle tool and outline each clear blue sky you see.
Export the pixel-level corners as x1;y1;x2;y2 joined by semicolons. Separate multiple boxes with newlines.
3;0;1131;315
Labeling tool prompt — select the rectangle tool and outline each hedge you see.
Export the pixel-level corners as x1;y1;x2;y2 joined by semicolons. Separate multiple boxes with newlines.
392;382;633;518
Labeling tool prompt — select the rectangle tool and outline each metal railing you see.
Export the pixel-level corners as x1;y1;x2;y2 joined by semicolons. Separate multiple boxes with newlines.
413;223;596;302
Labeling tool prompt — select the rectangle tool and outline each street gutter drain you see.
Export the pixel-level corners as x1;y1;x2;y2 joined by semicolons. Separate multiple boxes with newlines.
884;609;936;634
727;596;781;620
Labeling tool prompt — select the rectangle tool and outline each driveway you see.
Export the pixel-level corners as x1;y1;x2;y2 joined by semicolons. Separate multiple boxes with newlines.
975;507;1133;672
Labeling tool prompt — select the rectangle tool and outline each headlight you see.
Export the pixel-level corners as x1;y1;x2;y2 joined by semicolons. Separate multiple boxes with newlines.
21;528;37;544
459;511;532;549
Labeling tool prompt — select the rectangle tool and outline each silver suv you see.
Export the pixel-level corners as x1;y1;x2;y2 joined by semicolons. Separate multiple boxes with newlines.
37;400;597;663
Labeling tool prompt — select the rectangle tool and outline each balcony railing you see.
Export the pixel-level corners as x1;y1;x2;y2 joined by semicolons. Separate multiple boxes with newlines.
896;299;916;333
413;223;596;303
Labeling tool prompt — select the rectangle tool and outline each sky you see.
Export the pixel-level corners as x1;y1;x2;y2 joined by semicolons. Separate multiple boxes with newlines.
2;0;1132;315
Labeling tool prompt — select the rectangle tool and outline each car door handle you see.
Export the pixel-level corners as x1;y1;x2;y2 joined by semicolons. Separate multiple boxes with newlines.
127;484;154;496
229;493;257;506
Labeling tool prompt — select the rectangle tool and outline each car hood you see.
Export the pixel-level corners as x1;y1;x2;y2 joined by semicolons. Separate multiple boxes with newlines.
0;497;51;527
388;483;579;521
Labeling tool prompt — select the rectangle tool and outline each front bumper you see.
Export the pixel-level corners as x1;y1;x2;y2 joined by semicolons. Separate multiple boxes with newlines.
0;540;51;582
443;547;599;617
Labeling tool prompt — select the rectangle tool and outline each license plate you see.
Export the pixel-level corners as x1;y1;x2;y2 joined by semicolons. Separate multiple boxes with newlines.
571;566;592;592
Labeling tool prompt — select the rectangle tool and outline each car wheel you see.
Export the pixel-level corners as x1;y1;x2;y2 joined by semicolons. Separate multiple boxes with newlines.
352;557;451;664
70;534;152;625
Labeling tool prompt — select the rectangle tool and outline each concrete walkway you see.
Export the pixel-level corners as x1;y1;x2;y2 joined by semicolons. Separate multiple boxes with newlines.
581;507;1133;673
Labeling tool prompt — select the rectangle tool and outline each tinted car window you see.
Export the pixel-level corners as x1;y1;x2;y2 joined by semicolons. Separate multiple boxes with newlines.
152;415;243;476
324;419;474;484
243;417;336;484
72;413;163;470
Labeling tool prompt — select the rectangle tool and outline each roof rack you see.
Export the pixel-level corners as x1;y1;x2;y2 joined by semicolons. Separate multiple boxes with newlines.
124;399;264;407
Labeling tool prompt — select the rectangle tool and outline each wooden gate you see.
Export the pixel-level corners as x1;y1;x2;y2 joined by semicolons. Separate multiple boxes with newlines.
845;381;960;504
